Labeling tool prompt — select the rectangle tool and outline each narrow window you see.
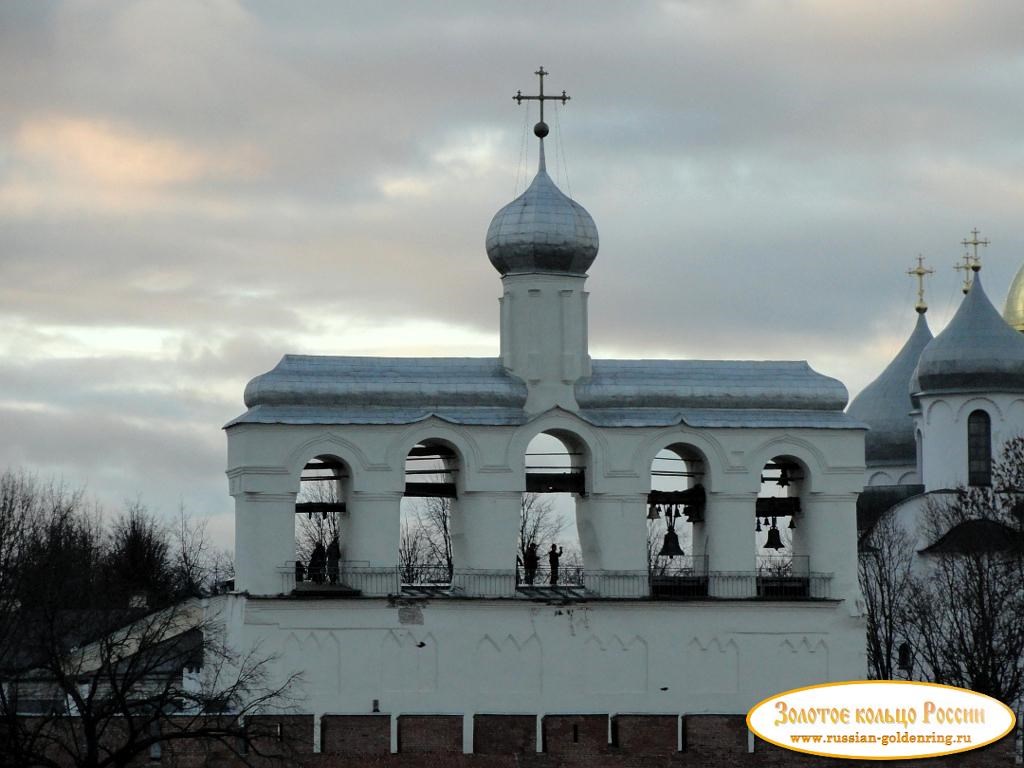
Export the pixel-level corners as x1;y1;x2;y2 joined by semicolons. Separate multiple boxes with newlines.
967;410;992;487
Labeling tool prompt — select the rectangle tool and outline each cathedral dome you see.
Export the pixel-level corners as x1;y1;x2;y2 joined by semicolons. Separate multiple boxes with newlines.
1004;262;1024;332
912;274;1024;396
485;147;598;276
848;312;932;465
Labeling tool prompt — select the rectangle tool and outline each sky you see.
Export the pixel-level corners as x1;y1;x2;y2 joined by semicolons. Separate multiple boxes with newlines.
2;0;1024;550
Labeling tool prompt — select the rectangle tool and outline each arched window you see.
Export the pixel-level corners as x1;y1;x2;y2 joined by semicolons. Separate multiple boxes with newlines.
967;410;992;487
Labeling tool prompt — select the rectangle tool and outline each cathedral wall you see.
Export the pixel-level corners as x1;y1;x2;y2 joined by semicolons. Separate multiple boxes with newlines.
916;393;1024;491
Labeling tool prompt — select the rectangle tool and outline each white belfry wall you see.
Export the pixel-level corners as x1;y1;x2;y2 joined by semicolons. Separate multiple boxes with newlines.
914;392;1024;491
499;273;590;413
228;414;865;607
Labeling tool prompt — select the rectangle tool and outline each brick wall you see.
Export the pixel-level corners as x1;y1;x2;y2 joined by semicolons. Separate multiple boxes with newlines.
542;714;610;755
397;715;462;754
321;714;391;755
473;714;536;754
612;714;677;755
8;713;1017;766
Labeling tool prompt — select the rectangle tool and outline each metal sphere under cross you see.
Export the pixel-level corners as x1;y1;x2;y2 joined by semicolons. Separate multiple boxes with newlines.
907;255;934;314
514;66;570;138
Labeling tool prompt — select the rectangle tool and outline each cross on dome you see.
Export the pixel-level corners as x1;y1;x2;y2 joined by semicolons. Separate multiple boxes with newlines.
514;66;570;141
907;255;934;314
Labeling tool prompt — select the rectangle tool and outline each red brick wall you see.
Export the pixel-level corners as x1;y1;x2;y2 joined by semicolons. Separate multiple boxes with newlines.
321;714;391;755
473;714;536;754
9;713;1018;766
684;713;748;756
542;714;609;755
612;714;677;755
397;715;462;753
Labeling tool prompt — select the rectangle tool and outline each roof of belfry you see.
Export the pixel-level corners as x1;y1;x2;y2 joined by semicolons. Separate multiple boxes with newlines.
226;355;860;430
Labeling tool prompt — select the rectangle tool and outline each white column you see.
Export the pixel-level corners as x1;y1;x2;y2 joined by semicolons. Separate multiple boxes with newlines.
705;492;757;597
342;491;402;596
233;492;296;596
452;491;520;596
802;494;859;601
579;494;649;597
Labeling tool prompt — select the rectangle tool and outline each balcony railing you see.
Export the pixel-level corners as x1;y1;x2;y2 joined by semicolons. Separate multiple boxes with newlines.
277;560;833;601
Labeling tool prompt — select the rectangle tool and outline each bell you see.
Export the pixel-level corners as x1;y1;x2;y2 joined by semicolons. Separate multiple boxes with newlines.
647;502;661;520
777;466;791;488
658;526;685;558
763;523;785;550
788;515;797;530
755;517;762;532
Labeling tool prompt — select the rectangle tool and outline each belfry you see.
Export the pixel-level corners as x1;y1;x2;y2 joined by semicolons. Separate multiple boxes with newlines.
223;68;867;749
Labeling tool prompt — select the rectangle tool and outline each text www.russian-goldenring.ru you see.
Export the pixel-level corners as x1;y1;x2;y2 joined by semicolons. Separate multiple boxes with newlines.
790;732;972;747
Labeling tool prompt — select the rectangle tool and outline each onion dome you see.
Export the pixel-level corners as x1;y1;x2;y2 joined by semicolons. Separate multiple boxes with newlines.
1004;262;1024;332
912;274;1024;395
848;312;933;465
486;143;598;276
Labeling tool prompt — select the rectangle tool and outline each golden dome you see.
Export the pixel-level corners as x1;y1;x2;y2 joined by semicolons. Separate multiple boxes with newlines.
1005;264;1024;332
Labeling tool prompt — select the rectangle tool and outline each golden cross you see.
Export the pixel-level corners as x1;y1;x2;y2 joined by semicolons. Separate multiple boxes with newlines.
955;251;974;294
961;228;988;272
514;66;570;125
907;255;933;314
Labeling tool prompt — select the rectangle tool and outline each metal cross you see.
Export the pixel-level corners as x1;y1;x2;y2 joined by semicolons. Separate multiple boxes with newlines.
961;228;989;271
907;255;933;314
955;252;974;294
514;66;570;124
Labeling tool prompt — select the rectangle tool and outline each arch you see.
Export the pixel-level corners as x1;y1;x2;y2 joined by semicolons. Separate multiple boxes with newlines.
507;411;608;492
867;470;895;487
924;398;954;427
634;430;727;491
897;470;919;485
746;436;827;495
953;396;1004;423
967;409;992;487
285;434;373;493
387;423;483;492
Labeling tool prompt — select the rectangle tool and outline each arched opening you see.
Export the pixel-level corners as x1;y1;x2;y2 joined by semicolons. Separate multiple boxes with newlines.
400;441;459;594
518;431;584;591
967;410;992;487
293;454;350;592
648;444;708;598
755;456;808;598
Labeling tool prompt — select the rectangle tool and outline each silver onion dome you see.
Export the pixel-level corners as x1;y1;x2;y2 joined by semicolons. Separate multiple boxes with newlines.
848;312;932;465
485;144;598;276
912;274;1024;396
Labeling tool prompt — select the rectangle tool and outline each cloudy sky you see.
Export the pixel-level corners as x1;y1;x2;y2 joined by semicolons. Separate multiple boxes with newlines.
2;0;1023;548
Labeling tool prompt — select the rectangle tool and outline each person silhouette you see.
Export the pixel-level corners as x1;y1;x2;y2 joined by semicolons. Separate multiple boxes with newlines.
309;541;326;584
326;536;341;585
524;542;539;585
548;544;564;585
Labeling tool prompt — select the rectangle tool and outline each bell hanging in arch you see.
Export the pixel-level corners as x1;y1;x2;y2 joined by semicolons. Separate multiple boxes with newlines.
755;517;762;532
646;502;661;520
658;519;685;558
763;518;784;550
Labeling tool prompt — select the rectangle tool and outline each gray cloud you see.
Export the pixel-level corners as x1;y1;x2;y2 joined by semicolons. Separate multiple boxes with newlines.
2;0;1023;547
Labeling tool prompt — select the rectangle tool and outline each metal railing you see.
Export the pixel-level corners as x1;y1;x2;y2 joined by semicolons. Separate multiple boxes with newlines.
277;560;832;601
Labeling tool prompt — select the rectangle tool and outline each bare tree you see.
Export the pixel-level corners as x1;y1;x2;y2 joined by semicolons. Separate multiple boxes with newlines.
0;471;293;766
294;479;342;565
518;493;564;565
398;516;429;584
901;437;1024;704
0;600;300;768
858;511;916;680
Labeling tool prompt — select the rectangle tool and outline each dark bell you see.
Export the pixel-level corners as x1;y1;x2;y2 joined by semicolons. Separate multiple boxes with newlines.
534;121;549;138
658;528;685;558
763;525;785;550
